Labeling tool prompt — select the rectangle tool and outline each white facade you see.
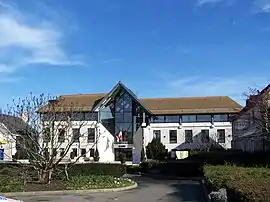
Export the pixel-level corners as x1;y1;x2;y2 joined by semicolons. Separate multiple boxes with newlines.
41;120;143;163
40;117;233;164
0;123;17;161
145;121;232;152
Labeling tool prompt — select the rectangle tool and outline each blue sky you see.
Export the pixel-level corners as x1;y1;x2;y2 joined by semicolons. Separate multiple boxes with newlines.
0;0;270;108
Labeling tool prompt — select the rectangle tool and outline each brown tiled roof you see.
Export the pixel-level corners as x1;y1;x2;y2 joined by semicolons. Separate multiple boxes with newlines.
140;96;242;114
37;93;106;113
38;93;242;114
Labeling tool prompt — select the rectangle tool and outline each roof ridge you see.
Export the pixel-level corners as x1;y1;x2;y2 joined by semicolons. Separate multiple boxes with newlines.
140;96;229;100
60;93;106;97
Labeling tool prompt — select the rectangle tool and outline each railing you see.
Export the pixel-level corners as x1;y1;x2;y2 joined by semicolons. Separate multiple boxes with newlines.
114;138;133;144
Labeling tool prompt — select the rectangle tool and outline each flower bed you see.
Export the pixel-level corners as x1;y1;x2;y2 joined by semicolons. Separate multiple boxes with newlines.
67;175;135;190
204;165;270;202
0;174;135;192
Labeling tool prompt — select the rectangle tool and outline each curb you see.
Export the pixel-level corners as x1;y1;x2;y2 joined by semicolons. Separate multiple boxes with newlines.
200;180;211;202
2;182;138;197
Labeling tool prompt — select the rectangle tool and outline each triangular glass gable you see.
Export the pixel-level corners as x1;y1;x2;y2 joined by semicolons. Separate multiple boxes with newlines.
98;83;151;144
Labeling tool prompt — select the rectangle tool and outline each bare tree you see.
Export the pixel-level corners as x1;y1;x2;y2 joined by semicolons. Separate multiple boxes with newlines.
184;129;232;152
1;93;99;184
243;87;270;151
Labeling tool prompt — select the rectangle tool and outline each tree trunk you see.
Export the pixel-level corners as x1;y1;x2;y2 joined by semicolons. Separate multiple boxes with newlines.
38;169;47;183
48;169;53;184
64;164;69;181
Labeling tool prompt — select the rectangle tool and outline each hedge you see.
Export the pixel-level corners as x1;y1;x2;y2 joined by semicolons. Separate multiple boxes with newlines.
140;160;203;177
204;165;270;202
188;150;270;166
61;163;126;177
0;162;126;180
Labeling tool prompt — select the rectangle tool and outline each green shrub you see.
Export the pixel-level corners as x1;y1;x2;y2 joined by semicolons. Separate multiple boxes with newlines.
94;149;100;162
139;160;161;173
204;165;270;202
140;160;203;176
119;153;126;164
126;165;142;173
146;138;167;161
189;150;270;166
62;163;126;177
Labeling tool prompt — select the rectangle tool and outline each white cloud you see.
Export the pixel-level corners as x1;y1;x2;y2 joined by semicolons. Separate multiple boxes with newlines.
167;76;270;105
254;0;270;13
0;0;83;75
197;0;225;6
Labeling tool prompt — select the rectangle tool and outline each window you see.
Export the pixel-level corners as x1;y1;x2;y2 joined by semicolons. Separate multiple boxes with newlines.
151;116;165;123
72;112;84;121
185;130;193;143
88;128;95;143
81;148;86;157
153;130;161;140
90;149;95;157
217;129;225;143
182;115;197;123
58;129;65;142
214;114;229;122
201;130;210;143
60;148;65;157
43;127;50;143
197;115;212;122
85;112;98;121
165;116;180;123
72;148;78;157
169;130;177;143
72;129;80;142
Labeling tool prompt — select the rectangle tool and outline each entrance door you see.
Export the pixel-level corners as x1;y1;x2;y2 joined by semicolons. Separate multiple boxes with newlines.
114;148;132;161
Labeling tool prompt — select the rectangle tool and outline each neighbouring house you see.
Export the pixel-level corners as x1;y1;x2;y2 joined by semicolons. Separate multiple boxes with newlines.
38;81;242;163
0;114;32;161
232;84;270;152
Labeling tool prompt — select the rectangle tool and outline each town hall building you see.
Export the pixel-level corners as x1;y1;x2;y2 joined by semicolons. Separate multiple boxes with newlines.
39;81;242;163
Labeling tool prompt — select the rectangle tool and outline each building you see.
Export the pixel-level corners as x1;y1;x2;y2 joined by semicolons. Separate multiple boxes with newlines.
39;81;242;163
232;84;270;152
0;114;31;161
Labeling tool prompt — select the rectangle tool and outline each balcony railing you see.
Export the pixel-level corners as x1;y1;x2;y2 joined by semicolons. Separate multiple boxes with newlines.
114;138;133;144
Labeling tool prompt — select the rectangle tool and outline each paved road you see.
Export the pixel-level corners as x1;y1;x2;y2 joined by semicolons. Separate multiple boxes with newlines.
13;176;207;202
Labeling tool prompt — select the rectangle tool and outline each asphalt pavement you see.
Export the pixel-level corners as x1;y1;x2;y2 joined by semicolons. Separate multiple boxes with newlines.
12;175;207;202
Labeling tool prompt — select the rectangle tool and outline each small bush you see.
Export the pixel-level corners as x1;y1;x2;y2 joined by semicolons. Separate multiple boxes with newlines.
204;165;270;202
139;160;161;173
119;153;126;164
94;149;100;162
126;165;142;174
146;138;167;161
